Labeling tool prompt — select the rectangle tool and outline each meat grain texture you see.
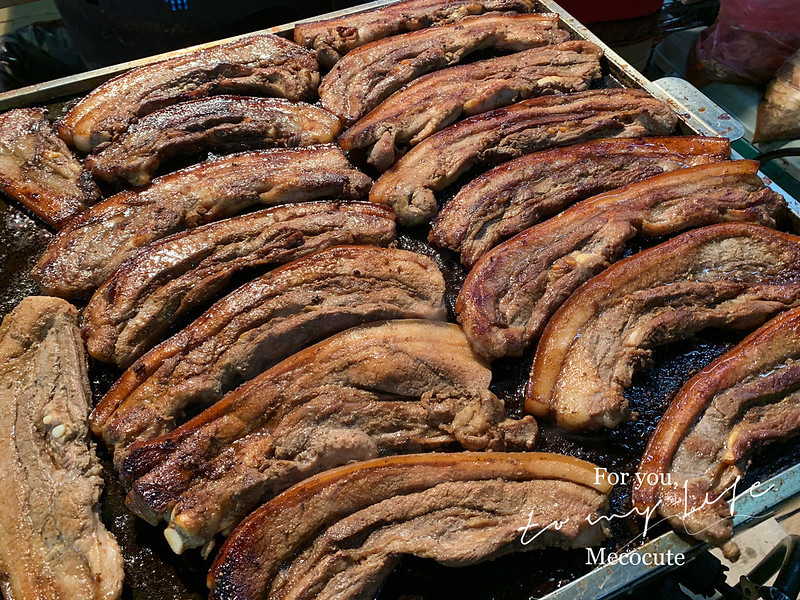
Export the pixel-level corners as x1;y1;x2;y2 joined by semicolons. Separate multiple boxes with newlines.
294;0;536;67
86;97;342;186
59;33;320;152
91;245;445;459
209;453;611;600
340;40;604;171
0;108;99;228
33;145;372;298
0;297;123;600
527;223;800;431
635;306;800;556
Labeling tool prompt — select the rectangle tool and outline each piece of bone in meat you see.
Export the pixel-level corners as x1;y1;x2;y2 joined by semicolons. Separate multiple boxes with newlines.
207;452;610;600
294;0;536;67
32;145;372;298
86;97;342;186
0;297;124;600
370;89;678;226
633;306;800;557
82;202;396;368
90;244;445;459
59;33;319;153
319;13;567;125
456;160;785;360
431;136;731;267
526;223;800;431
339;41;604;172
0;108;99;228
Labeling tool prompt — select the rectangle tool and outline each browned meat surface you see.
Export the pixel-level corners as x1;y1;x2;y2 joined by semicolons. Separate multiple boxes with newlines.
0;108;99;228
634;307;800;556
83;202;396;368
0;297;123;600
121;321;539;551
59;34;319;153
86;97;342;186
457;161;785;360
208;453;611;600
339;41;603;171
527;224;800;431
319;13;567;125
370;89;678;226
91;244;445;456
294;0;536;67
32;145;372;298
432;136;731;267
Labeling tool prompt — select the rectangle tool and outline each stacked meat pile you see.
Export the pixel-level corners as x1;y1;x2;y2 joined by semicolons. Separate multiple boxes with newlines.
0;0;798;598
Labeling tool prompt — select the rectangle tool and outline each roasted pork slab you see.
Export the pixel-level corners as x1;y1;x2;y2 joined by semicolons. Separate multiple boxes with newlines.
431;136;731;266
83;202;396;368
457;160;785;360
91;245;445;457
208;452;611;600
59;33;320;153
527;223;800;430
86;97;342;186
319;13;567;125
121;320;538;551
0;108;98;228
294;0;536;67
634;306;800;556
370;89;678;226
340;40;603;171
32;145;372;298
0;297;123;600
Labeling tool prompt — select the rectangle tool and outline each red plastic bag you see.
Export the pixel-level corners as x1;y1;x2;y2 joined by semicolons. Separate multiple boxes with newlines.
687;0;800;87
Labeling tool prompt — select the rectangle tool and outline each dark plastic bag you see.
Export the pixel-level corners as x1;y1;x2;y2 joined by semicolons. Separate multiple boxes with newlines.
687;0;800;87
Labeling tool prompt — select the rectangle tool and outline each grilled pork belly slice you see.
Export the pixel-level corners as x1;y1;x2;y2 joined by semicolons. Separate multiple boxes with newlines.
208;452;610;600
0;108;99;228
83;202;396;369
91;244;445;457
340;41;603;171
527;223;800;431
457;160;784;360
32;145;372;298
121;320;538;550
86;97;342;186
320;14;567;126
294;0;536;68
59;33;319;153
432;136;731;267
370;89;678;226
634;307;800;556
0;297;123;600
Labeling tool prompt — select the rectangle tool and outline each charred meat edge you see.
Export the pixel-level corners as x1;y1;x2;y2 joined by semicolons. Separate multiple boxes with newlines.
456;160;785;361
208;452;611;600
526;223;800;431
0;297;124;600
0;108;99;228
294;0;536;67
82;201;396;369
118;320;536;531
431;136;731;266
32;145;373;299
633;306;800;557
319;13;565;125
90;244;446;457
339;40;604;172
59;33;320;153
86;97;343;186
369;89;678;226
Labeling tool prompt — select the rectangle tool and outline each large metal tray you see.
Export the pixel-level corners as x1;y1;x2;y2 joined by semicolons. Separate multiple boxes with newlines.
0;2;798;600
